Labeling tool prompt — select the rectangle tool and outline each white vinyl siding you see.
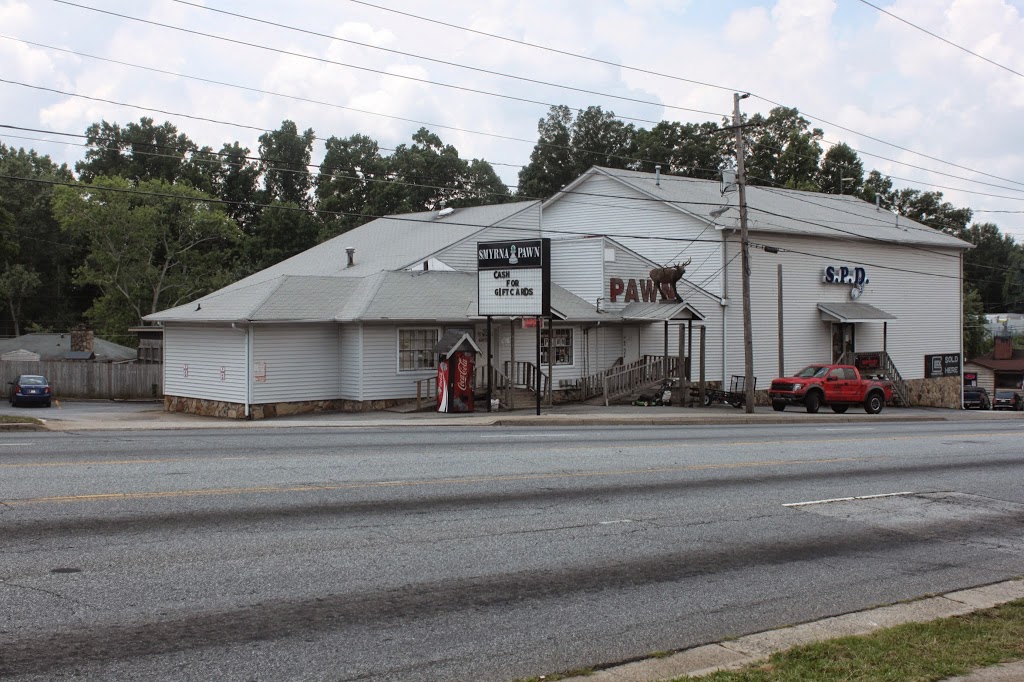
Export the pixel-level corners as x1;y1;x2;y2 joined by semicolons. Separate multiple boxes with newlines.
164;324;247;403
435;203;542;271
361;325;438;400
250;324;340;403
722;233;962;386
551;238;604;307
339;323;363;401
543;174;724;295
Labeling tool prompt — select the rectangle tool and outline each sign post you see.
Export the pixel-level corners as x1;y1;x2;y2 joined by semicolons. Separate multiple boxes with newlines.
478;239;551;415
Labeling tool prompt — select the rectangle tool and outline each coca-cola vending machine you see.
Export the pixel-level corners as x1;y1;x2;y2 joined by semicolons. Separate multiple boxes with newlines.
434;331;480;413
438;351;475;413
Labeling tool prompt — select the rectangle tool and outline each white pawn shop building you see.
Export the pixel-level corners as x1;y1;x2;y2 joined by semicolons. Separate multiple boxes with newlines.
145;167;971;418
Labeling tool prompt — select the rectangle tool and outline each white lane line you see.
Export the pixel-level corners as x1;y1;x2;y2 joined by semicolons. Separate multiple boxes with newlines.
599;519;633;525
783;491;916;508
0;442;32;447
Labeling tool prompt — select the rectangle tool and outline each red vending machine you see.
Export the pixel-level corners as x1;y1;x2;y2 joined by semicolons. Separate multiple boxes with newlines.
433;331;481;413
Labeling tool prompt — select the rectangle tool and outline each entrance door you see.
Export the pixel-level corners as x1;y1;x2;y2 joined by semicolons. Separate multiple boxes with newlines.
623;327;641;364
831;323;856;363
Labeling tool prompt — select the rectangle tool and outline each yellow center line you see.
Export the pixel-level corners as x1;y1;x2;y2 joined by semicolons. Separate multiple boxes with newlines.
3;456;864;506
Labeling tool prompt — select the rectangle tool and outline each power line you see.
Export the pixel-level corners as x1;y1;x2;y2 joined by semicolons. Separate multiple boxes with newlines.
6;122;1011;272
856;0;1024;81
346;0;744;95
0;172;730;245
9;34;1020;210
347;0;1024;190
7;172;1011;287
168;0;726;119
48;0;713;127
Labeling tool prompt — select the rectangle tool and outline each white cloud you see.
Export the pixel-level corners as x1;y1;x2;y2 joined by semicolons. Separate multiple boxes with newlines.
1;0;1023;236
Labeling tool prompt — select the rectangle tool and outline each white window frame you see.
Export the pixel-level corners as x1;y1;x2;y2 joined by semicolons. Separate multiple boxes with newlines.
541;327;574;367
397;327;441;372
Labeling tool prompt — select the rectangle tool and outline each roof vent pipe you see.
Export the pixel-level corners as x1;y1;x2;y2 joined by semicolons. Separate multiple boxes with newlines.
345;247;355;268
875;194;880;212
655;165;661;187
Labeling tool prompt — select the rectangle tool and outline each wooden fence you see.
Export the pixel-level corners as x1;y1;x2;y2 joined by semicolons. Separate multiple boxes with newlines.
0;361;163;400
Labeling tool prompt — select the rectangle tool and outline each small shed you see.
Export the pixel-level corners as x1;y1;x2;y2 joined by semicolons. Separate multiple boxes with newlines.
432;331;482;358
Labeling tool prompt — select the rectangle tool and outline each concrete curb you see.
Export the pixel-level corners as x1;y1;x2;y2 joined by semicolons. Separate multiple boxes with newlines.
557;579;1024;682
0;421;47;431
35;412;972;432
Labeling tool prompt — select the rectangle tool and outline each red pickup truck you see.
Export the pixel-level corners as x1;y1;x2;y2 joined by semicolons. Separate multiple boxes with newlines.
768;364;893;414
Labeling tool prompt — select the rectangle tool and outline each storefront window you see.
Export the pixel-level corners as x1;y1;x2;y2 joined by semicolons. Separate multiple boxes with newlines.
541;328;574;366
398;329;439;371
995;372;1024;390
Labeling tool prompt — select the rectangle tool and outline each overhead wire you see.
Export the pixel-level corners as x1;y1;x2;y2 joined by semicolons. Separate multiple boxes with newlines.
12;32;1019;211
8;122;1021;282
855;0;1024;81
343;0;1024;190
47;0;718;126
4;171;1015;288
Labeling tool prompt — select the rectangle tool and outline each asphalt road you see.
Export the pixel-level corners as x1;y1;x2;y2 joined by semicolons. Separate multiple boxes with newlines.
2;420;1024;681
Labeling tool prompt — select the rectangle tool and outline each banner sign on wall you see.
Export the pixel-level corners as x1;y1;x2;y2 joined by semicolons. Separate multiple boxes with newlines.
925;353;961;378
477;238;551;316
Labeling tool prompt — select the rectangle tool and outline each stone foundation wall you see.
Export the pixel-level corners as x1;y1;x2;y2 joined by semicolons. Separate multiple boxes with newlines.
164;395;407;420
905;376;961;408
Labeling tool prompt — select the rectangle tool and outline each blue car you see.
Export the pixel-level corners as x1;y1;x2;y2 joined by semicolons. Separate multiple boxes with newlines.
8;374;53;407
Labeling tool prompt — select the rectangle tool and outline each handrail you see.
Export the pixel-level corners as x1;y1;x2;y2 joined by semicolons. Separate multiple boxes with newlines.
842;351;910;407
602;356;678;406
415;376;437;411
503;360;549;396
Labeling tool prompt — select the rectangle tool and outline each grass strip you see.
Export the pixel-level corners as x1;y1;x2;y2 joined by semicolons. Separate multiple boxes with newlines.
678;599;1024;682
0;415;43;424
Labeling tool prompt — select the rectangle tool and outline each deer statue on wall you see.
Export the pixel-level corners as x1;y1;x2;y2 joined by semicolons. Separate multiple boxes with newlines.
649;257;691;303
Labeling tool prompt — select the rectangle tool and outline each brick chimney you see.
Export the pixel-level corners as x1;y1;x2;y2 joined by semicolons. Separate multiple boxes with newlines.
993;335;1013;361
71;324;94;353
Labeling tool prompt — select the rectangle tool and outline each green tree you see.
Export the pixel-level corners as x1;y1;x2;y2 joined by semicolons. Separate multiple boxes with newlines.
0;143;82;334
77;118;196;184
633;120;727;179
52;177;241;338
517;105;575;199
964;284;990;359
818;143;864;195
243;202;319;273
0;264;41;336
258;120;315;207
744;106;823;190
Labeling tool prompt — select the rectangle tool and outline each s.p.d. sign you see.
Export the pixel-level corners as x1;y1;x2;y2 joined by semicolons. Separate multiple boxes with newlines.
477;238;550;316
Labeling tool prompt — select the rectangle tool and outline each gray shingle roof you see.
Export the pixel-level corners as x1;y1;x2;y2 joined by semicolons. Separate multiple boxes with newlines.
220;201;539;293
0;333;136;361
567;168;970;250
146;271;612;324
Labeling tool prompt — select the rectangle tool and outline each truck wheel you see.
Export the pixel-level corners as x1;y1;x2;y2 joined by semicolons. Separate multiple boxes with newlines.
805;391;821;414
864;391;884;414
831;404;849;414
703;393;711;407
772;400;786;412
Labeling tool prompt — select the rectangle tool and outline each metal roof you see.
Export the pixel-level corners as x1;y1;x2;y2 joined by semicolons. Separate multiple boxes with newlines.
147;271;617;325
556;168;970;250
620;301;706;321
219;201;539;293
817;302;897;323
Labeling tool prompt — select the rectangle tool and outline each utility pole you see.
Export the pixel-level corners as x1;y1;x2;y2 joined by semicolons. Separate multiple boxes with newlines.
733;92;755;414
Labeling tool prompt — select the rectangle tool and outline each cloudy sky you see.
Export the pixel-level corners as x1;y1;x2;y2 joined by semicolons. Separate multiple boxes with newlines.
3;0;1024;237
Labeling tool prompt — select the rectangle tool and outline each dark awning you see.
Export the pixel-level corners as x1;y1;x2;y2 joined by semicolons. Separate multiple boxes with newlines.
818;302;897;323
